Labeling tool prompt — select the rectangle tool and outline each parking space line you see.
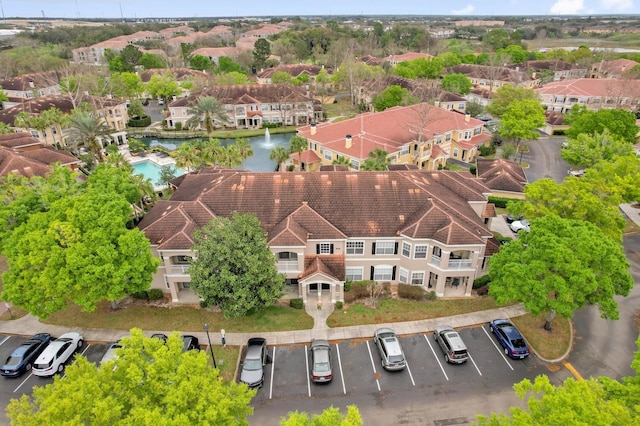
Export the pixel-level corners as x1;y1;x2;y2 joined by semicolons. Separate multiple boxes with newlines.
405;361;416;386
80;344;90;357
467;353;482;376
304;345;310;397
335;343;346;395
13;373;32;393
269;347;275;400
365;341;381;392
0;336;9;346
423;334;449;381
481;326;514;370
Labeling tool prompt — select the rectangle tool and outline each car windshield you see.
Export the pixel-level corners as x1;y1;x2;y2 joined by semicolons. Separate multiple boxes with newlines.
314;361;331;372
389;355;404;363
4;356;22;367
511;338;527;348
243;359;262;371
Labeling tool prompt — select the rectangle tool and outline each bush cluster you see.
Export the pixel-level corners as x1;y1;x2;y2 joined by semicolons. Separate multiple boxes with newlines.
335;301;343;310
127;115;151;127
290;298;304;309
131;289;165;300
473;275;491;289
397;284;426;300
343;281;371;303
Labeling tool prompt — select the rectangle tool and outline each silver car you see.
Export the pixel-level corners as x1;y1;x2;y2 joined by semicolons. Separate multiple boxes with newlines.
310;339;332;383
434;326;469;364
373;328;406;371
240;338;267;388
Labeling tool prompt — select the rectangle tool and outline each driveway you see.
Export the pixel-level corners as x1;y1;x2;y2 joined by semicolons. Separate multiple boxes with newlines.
519;136;570;184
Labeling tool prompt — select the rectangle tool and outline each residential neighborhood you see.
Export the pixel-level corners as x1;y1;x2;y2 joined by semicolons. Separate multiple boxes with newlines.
0;11;638;426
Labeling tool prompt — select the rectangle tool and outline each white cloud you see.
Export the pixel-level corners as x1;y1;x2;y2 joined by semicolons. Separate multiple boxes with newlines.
550;0;585;14
451;5;475;15
600;0;634;10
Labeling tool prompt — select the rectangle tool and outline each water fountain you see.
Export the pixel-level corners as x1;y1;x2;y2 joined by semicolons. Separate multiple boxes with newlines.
263;128;272;147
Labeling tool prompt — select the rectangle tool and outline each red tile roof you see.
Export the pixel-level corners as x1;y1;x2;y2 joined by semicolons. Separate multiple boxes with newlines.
535;78;640;98
476;158;527;193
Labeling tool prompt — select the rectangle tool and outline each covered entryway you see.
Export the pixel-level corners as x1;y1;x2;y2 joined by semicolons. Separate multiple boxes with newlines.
298;254;345;305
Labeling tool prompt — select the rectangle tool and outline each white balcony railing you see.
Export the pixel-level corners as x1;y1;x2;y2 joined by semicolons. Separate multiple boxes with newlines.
277;261;299;273
430;255;441;267
169;264;190;275
449;259;473;269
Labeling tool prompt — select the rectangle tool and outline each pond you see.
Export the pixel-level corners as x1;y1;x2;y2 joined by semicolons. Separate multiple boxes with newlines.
140;131;293;172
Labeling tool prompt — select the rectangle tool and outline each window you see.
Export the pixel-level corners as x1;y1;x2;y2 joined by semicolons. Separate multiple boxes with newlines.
351;159;359;170
316;243;334;254
374;241;396;255
453;148;459;157
474;127;481;135
464;131;471;139
401;145;410;155
414;245;427;259
277;252;298;261
346;267;363;281
346;241;364;255
401;242;411;258
458;103;465;110
175;255;191;264
324;150;332;161
373;266;393;281
433;246;442;257
445;133;451;141
399;268;409;284
310;142;317;150
411;272;425;285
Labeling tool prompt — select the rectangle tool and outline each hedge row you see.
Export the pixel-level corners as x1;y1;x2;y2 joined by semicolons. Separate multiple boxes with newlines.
130;289;165;300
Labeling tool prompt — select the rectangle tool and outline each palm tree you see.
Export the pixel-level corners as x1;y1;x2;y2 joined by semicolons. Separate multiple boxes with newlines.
218;145;242;168
130;173;156;213
289;135;308;171
199;138;222;167
175;142;200;172
185;96;229;137
361;148;391;171
269;146;290;171
234;137;253;169
332;156;352;167
66;110;111;163
105;151;132;171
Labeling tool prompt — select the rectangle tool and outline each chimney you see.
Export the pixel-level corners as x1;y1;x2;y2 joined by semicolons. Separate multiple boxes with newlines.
310;123;316;135
465;114;470;122
345;134;352;149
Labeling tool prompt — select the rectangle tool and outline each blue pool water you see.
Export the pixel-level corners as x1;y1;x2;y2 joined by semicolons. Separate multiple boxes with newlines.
132;160;186;187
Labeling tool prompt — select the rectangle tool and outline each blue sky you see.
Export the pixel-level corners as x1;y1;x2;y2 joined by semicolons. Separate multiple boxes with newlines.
0;0;637;19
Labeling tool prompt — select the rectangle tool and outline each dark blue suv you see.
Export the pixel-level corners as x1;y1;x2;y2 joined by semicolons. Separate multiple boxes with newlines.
490;319;530;359
1;333;52;377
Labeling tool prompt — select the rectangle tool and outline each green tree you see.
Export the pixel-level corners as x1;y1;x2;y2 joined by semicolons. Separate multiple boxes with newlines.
217;56;247;74
189;54;213;71
499;99;545;153
108;72;143;100
476;375;636;425
332;156;352;167
158;164;179;187
486;86;540;118
119;44;143;72
190;212;285;318
372;85;418;111
145;72;180;102
7;328;255;425
175;140;202;172
66;110;111;163
271;70;293;84
441;73;472;95
565;107;639;144
185;96;229;137
289;135;308;167
361;148;391;171
253;38;271;70
139;52;167;70
217;144;243;168
561;130;634;167
488;215;632;331
483;29;511;51
234;137;254;169
1;182;160;318
269;145;290;171
281;405;363;426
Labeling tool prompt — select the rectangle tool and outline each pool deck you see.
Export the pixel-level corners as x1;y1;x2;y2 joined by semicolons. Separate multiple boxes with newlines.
118;144;179;168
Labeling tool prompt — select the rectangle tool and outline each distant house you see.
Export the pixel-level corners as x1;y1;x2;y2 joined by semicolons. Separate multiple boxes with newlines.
508;59;588;82
535;78;640;113
446;64;540;93
72;30;162;65
137;168;501;303
476;158;527;199
354;75;441;111
0;94;129;147
590;58;639;79
166;84;319;130
256;64;330;84
189;47;249;65
0;71;61;107
0;132;81;182
293;103;490;172
384;52;434;66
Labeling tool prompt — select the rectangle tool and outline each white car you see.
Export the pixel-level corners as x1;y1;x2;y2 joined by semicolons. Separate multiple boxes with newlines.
33;332;83;377
567;168;586;177
509;219;530;233
99;340;123;365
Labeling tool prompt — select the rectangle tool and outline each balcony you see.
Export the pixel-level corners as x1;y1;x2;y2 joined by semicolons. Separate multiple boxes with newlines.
277;261;299;273
429;255;473;270
168;264;190;275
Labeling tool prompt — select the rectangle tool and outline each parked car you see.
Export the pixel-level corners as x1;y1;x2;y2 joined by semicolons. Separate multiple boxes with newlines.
150;333;168;343
505;213;524;224
157;98;165;106
100;340;123;365
373;328;406;371
181;335;200;352
567;168;586;177
509;219;530;233
141;99;150;106
1;333;52;377
434;326;468;364
240;337;268;388
33;332;83;377
310;339;332;383
490;319;530;359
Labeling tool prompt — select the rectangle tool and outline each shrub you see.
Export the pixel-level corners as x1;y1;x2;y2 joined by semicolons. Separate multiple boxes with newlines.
488;196;524;209
148;289;164;300
397;284;425;300
335;301;343;310
127;115;151;127
343;280;371;303
469;165;477;175
174;122;182;131
478;145;494;157
131;291;149;300
290;298;304;309
473;275;492;289
426;290;437;301
344;280;352;292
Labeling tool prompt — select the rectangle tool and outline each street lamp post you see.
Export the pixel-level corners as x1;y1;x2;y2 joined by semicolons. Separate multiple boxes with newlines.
203;324;217;368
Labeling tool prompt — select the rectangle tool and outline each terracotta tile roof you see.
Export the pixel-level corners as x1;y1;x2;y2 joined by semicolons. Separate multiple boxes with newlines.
446;64;535;84
484;236;502;256
508;59;575;72
545;110;565;126
296;103;485;161
301;254;346;281
476;158;527;193
138;169;494;250
319;165;350;171
592;58;639;75
257;64;330;79
169;84;312;108
291;149;321;164
0;71;60;91
386;52;434;62
190;47;249;59
359;55;382;66
535;78;640;98
138;68;207;83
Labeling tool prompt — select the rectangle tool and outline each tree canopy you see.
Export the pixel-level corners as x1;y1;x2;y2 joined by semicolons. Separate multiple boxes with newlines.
498;99;545;150
486;86;540;118
441;73;472;95
281;405;363;426
189;212;285;318
7;328;255;425
488;215;633;330
372;85;418;111
564;107;639;144
561;130;634;167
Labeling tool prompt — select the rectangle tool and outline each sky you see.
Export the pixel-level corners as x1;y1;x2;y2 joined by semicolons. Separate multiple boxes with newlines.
0;0;637;20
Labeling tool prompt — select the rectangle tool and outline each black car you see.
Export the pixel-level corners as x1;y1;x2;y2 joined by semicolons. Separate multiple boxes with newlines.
1;333;52;378
181;335;200;352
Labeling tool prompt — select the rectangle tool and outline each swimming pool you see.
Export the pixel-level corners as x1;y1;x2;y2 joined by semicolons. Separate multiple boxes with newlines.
132;160;186;188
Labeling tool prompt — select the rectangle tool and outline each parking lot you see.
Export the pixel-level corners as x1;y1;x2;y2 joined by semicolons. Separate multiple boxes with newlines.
252;324;549;405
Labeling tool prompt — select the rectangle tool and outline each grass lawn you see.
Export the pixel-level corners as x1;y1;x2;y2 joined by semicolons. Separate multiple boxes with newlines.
42;301;313;333
207;345;240;382
511;313;572;360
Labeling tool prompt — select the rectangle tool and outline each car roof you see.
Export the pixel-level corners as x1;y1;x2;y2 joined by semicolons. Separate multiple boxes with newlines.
311;339;330;349
245;344;264;359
